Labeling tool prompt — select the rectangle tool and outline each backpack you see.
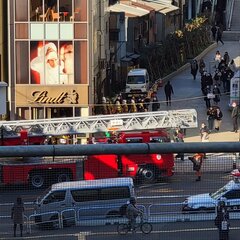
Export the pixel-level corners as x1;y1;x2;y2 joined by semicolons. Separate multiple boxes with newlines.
119;203;128;216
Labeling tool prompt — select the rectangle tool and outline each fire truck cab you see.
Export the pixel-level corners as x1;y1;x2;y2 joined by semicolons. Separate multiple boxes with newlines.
85;131;174;183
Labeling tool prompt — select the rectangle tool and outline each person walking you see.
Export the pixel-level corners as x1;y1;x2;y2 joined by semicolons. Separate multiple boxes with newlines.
211;24;217;41
188;153;204;181
212;84;221;105
231;102;239;133
11;197;24;237
173;127;185;161
200;122;209;159
214;107;223;131
216;26;224;45
164;81;174;106
207;107;215;132
199;59;206;76
190;59;198;80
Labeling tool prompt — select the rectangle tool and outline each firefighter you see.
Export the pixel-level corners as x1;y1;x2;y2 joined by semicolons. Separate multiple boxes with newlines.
106;98;114;114
188;153;204;181
115;100;122;114
122;99;129;113
215;201;229;240
130;99;137;113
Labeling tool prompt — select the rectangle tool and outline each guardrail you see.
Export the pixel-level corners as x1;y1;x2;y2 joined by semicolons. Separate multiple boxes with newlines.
3;197;240;233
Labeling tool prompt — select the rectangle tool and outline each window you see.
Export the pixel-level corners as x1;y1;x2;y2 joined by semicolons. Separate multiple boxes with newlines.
100;187;130;200
125;138;143;143
150;137;167;143
224;190;240;200
43;190;66;204
71;189;99;202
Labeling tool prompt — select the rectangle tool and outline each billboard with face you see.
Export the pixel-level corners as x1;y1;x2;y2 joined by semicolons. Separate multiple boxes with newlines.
30;41;74;85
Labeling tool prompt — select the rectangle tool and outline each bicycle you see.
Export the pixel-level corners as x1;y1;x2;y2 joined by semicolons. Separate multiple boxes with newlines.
117;215;152;235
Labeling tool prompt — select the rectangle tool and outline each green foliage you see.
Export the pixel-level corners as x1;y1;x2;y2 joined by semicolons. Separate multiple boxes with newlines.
139;16;212;83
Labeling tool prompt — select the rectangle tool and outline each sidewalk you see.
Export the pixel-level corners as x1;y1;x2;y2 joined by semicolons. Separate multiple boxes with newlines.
156;41;240;142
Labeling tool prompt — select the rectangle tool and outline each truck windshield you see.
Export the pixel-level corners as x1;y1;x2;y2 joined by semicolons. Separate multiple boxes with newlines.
127;76;145;84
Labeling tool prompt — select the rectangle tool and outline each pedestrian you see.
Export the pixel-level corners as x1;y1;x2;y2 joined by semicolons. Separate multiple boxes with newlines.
164;81;174;106
214;50;222;68
11;197;24;237
223;52;230;66
228;59;237;73
203;86;211;109
214;107;223;131
199;59;206;76
214;201;230;240
188;153;204;181
211;24;217;41
212;84;221;105
216;26;224;45
207;107;215;132
231;102;239;133
213;69;222;86
190;59;198;80
152;96;160;111
200;122;210;142
173;127;185;161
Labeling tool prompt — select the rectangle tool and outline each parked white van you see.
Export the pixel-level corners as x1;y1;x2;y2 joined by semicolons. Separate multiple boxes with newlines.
125;68;150;95
34;177;135;228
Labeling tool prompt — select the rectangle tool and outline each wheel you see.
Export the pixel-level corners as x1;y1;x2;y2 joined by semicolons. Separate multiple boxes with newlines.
57;173;71;183
140;222;152;234
30;174;45;188
138;167;156;183
117;223;129;235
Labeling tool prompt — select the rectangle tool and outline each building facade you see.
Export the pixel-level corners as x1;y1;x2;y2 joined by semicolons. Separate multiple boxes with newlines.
8;0;91;121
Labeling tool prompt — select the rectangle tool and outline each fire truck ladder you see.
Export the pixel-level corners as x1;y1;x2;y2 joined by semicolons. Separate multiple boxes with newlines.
0;109;197;136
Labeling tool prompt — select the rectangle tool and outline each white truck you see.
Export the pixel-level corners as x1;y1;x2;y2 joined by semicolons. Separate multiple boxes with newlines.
125;68;150;96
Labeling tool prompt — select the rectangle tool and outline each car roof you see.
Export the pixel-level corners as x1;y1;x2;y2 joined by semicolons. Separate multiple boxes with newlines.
128;69;147;76
225;180;240;190
51;177;134;191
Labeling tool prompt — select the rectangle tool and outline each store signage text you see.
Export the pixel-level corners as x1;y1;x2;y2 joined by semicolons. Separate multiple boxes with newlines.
29;90;79;104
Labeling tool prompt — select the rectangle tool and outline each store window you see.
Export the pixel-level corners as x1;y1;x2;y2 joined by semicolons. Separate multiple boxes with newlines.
74;23;87;39
30;0;43;22
16;107;30;120
15;0;28;22
31;107;44;119
74;41;87;84
15;24;28;39
59;0;72;22
74;0;87;21
16;42;29;84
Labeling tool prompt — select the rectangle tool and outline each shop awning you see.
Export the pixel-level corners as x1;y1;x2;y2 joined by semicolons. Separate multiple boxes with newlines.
108;3;149;17
133;0;179;15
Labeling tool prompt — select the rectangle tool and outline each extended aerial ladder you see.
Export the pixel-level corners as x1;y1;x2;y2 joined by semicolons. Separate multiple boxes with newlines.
0;109;197;136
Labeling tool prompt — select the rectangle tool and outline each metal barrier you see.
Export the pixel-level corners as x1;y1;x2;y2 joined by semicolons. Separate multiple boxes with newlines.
60;208;77;228
28;211;61;234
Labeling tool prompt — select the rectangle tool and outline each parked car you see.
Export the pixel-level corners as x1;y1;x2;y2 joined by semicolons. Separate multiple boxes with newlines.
182;178;240;212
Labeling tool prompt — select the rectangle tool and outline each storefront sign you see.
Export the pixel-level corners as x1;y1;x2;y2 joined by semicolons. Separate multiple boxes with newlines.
29;90;79;104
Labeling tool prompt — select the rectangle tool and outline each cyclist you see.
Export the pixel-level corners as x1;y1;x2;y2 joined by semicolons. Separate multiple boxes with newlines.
126;197;143;231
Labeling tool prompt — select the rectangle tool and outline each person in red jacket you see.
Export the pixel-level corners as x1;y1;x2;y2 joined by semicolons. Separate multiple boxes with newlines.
188;153;204;181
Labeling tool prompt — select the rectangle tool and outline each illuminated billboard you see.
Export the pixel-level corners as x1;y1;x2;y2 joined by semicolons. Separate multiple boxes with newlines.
30;41;74;84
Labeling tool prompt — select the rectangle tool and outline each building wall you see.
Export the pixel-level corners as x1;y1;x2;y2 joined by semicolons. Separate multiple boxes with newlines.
8;0;90;120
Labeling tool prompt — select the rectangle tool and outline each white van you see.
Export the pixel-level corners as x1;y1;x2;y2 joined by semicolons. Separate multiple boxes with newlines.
125;68;150;95
229;70;240;108
34;177;135;227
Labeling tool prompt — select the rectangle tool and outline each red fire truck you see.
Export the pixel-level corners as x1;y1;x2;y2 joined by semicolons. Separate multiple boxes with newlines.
0;131;174;188
0;109;197;188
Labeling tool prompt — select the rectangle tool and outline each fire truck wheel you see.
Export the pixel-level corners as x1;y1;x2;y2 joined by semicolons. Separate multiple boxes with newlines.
138;167;156;183
30;173;45;188
57;173;71;183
